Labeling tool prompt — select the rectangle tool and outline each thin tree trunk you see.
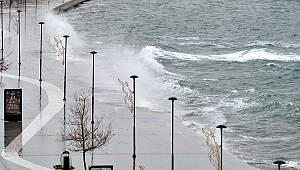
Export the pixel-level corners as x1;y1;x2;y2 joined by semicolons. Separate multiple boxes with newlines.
83;151;87;170
81;105;87;170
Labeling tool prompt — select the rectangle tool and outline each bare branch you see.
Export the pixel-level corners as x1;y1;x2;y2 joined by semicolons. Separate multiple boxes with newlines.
202;128;220;170
118;78;134;113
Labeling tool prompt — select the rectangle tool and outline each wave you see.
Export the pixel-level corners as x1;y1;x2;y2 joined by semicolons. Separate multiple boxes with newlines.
144;46;300;62
285;161;300;169
202;78;219;81
179;41;227;48
265;62;281;67
245;41;300;49
162;37;300;50
240;135;294;142
170;36;201;41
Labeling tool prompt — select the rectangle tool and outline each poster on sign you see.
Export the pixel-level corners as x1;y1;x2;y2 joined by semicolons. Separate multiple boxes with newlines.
4;89;22;122
89;165;113;170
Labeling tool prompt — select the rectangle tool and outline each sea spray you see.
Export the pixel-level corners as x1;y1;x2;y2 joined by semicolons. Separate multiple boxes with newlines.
45;12;83;62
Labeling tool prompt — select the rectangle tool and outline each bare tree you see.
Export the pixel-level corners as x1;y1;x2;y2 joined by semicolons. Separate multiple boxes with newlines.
0;51;13;87
0;58;8;72
0;50;13;73
202;128;220;170
61;92;113;170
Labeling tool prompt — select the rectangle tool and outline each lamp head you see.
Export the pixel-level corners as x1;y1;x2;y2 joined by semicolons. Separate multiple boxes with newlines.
130;75;138;79
17;9;21;13
168;97;177;101
273;160;286;166
90;51;97;55
216;125;227;129
63;35;69;38
39;21;45;25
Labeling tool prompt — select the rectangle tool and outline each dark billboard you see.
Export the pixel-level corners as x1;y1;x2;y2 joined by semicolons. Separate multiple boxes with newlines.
4;89;22;122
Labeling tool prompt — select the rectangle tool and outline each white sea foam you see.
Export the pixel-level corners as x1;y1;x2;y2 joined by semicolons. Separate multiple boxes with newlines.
212;49;299;62
245;88;255;93
240;135;294;143
266;62;279;66
245;41;300;49
285;161;300;169
179;41;226;48
231;90;239;93
172;36;201;41
202;78;219;81
145;46;300;62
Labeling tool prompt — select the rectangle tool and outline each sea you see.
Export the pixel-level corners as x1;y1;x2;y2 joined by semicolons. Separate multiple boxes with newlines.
49;0;300;169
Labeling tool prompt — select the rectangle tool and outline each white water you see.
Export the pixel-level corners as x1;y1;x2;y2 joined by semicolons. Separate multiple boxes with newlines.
144;45;300;62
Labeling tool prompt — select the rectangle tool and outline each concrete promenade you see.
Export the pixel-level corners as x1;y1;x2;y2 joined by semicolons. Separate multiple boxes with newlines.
0;0;258;170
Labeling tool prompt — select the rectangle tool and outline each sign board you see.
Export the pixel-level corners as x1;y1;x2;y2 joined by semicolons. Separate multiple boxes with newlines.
89;165;113;170
4;121;22;147
4;89;22;122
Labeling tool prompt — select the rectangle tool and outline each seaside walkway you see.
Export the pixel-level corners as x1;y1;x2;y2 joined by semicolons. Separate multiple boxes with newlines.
0;0;258;169
1;73;62;170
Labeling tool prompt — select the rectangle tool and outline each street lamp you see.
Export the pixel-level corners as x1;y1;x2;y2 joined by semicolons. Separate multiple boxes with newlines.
63;35;69;131
90;50;97;165
8;0;11;37
0;0;4;62
24;0;27;34
168;97;177;170
130;75;138;170
274;160;286;170
38;22;44;83
0;1;3;84
38;22;44;111
24;0;26;14
17;10;21;82
216;124;227;170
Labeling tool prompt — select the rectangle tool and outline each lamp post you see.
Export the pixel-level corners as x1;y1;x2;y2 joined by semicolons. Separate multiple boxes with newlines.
90;50;97;165
38;22;44;83
168;97;177;170
274;160;286;170
24;0;26;14
24;0;26;34
0;0;4;62
0;1;3;84
130;75;138;170
17;9;21;82
216;125;227;170
63;35;69;131
38;22;44;112
8;0;11;38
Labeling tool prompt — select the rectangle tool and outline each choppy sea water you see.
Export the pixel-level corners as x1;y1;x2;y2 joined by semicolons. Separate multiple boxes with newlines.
56;0;300;169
